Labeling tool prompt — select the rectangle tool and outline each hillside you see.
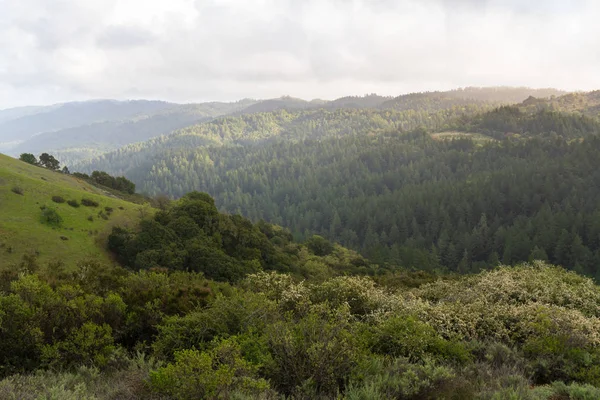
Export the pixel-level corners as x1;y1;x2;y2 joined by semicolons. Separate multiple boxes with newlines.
380;87;566;111
0;100;175;147
9;100;258;165
0;153;142;267
77;103;600;278
3;87;565;164
521;90;600;118
5;92;600;398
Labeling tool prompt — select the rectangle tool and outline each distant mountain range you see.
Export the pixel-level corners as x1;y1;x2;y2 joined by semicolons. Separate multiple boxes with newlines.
0;87;567;165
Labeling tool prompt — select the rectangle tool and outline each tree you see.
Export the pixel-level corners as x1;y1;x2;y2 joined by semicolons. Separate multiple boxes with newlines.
38;153;60;170
306;235;334;256
19;153;38;165
61;166;70;174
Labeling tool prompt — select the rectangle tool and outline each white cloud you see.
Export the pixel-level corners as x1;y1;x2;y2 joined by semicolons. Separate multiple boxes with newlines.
0;0;598;108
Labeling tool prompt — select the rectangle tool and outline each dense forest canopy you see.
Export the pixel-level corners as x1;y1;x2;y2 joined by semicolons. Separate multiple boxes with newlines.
78;96;600;279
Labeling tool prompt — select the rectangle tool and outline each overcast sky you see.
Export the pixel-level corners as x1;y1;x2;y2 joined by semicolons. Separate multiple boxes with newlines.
0;0;599;109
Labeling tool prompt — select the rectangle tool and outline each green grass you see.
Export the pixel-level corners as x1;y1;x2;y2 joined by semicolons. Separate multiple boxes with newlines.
0;154;143;268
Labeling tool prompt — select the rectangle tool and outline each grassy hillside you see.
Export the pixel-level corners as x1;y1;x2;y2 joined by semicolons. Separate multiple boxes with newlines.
0;154;142;267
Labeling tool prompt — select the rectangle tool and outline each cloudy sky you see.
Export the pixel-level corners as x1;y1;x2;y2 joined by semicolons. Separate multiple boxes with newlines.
0;0;599;108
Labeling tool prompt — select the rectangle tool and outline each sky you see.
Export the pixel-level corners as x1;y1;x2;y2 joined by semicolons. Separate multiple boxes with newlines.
0;0;599;109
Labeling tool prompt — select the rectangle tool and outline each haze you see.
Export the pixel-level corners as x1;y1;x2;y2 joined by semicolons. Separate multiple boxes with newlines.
0;0;599;109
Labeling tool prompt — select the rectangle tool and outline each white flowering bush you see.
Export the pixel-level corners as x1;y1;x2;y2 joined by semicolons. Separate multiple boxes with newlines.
309;276;401;318
415;261;600;317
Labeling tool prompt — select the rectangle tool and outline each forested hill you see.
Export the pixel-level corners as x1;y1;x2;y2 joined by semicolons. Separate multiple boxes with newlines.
379;87;565;111
9;100;258;165
521;90;600;117
76;99;600;279
3;87;564;164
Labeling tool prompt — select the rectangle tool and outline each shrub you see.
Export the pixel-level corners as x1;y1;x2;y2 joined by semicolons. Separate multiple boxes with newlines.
67;199;80;208
40;208;62;227
371;315;471;364
97;211;109;220
265;305;360;396
104;207;113;214
81;198;99;207
531;381;600;399
152;291;277;359
305;235;334;256
42;323;117;369
0;295;44;376
11;186;23;195
149;338;270;400
87;216;94;222
345;357;457;400
51;196;65;203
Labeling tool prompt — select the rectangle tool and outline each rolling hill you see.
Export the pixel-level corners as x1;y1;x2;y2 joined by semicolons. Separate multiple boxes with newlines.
9;100;258;165
3;87;567;165
0;100;175;146
0;153;142;267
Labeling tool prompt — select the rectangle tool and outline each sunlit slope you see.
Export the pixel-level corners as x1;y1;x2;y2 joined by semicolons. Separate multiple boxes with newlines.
0;153;140;267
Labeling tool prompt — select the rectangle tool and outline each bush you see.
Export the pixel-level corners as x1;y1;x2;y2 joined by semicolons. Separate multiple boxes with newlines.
51;196;65;203
371;315;471;364
81;198;99;207
0;354;162;399
346;357;457;400
11;186;23;195
265;305;359;396
531;381;600;399
152;291;277;359
149;338;270;400
67;199;80;208
40;208;62;227
87;216;94;222
41;323;117;369
305;235;334;256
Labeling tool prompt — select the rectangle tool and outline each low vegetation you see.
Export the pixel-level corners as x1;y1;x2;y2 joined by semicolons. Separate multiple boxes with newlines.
81;198;100;207
51;195;65;203
0;154;139;266
0;257;598;399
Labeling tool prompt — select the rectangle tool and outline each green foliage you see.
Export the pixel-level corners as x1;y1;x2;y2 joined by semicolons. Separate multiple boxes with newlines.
81;198;99;207
0;354;162;399
10;186;23;195
1;256;600;397
531;381;600;399
42;323;117;369
0;295;44;376
89;170;136;194
370;315;471;363
40;207;62;227
67;199;80;207
19;153;37;165
265;305;360;396
81;105;600;278
346;357;458;400
306;234;334;256
51;195;65;203
38;153;60;170
152;291;277;359
108;191;375;282
149;338;270;399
